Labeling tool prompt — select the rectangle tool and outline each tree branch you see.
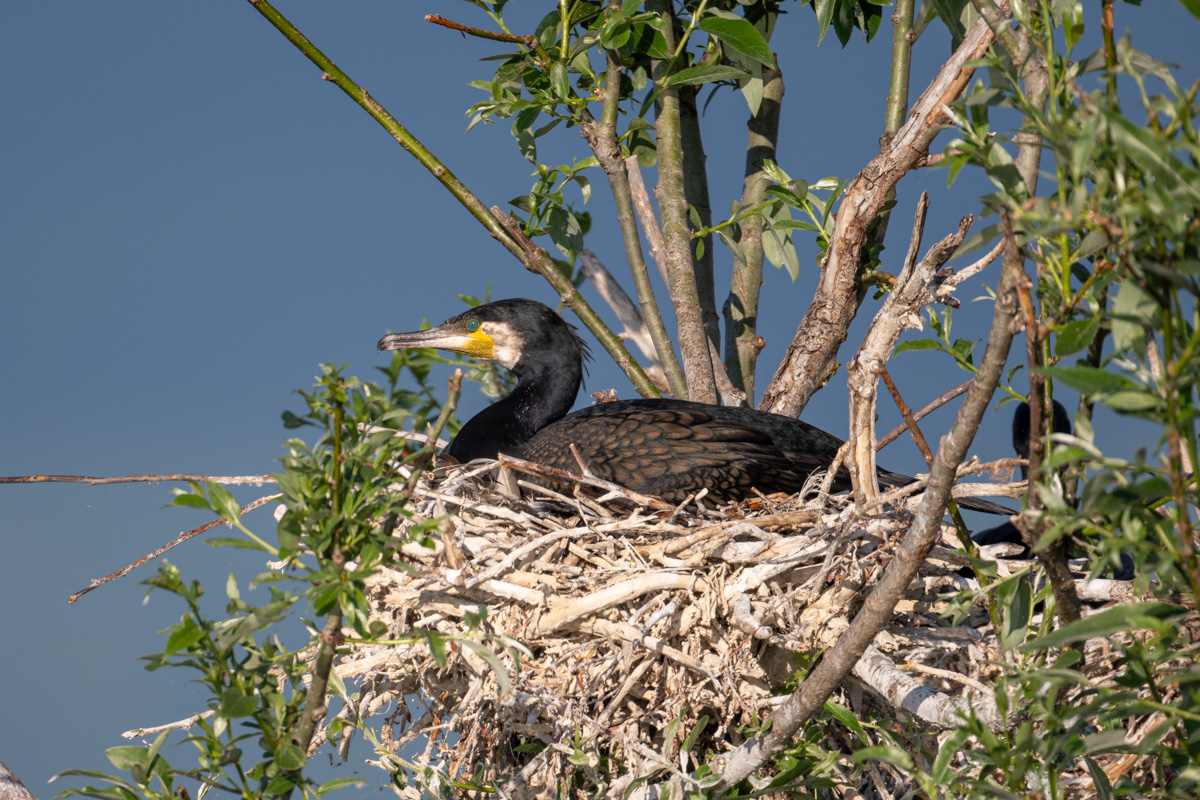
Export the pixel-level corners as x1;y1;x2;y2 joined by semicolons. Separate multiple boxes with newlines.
579;6;686;398
711;208;1019;791
649;1;717;403
725;57;784;401
245;0;659;398
758;14;999;417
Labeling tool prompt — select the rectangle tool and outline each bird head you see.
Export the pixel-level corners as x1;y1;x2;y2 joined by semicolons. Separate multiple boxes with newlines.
378;298;585;375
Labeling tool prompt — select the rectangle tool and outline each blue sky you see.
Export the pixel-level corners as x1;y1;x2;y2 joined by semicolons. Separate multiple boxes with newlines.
3;1;1197;794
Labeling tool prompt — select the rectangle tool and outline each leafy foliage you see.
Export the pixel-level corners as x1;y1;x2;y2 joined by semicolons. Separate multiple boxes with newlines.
54;358;520;800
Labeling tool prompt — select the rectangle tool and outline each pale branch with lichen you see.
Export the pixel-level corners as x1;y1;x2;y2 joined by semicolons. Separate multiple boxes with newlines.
758;13;1000;418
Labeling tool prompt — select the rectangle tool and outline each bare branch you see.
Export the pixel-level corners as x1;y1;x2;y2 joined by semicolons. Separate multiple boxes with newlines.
713;195;1018;790
846;194;972;506
759;15;999;417
67;493;281;604
876;378;973;450
725;57;784;400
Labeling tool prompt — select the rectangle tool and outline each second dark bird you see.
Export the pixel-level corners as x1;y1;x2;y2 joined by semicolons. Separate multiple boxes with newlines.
379;298;1010;512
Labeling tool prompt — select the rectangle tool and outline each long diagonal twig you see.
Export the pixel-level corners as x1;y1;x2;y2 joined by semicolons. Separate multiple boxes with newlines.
67;493;280;604
0;473;276;486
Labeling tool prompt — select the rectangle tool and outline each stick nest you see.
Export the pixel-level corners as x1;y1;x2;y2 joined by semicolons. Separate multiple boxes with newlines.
319;458;1181;798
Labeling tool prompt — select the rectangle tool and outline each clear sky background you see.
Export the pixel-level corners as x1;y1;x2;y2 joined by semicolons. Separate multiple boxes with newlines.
3;1;1198;795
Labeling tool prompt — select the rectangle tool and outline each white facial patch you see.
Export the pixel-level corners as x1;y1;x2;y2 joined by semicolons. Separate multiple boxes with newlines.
485;321;524;370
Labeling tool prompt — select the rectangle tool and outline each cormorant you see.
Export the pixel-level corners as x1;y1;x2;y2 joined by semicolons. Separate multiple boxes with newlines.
972;399;1073;548
378;298;1010;511
972;399;1134;580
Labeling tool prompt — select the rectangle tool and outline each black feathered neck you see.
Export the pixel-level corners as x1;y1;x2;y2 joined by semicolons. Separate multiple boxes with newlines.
445;299;587;462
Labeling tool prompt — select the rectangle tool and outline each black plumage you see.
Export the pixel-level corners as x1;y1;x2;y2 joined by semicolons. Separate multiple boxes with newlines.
972;399;1073;548
972;399;1134;580
379;298;1010;511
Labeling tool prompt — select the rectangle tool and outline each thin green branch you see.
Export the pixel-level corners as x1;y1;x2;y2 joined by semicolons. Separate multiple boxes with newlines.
648;1;717;403
424;14;549;62
885;0;915;135
244;0;520;261
678;85;721;358
580;0;686;398
244;0;660;398
725;57;783;399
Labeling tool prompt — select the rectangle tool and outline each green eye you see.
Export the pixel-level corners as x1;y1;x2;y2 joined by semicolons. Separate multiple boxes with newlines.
466;319;480;333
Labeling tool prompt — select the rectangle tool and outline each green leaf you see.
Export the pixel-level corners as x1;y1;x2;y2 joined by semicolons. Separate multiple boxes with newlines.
105;747;150;772
1102;390;1161;413
205;536;268;551
164;620;204;657
206;481;241;523
664;65;751;87
549;62;569;98
273;743;307;771
998;576;1032;652
51;785;140;800
813;0;836;44
462;640;512;697
823;699;862;733
168;493;211;512
317;777;370;794
1084;757;1116;800
264;773;299;794
739;75;762;116
895;339;944;355
773;220;822;233
1021;603;1189;651
1110;279;1158;354
421;628;447;667
717;229;746;266
933;728;971;783
1055;318;1100;357
1040;365;1139;395
217;687;257;719
699;17;774;69
1178;0;1200;20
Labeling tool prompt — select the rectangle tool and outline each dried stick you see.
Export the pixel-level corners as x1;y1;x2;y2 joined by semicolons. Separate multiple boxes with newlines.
624;155;670;285
879;369;934;465
936;237;1005;294
847;193;973;506
0;473;275;486
876;378;973;450
122;709;217;739
538;572;708;634
496;453;674;511
67;493;281;604
855;645;1001;730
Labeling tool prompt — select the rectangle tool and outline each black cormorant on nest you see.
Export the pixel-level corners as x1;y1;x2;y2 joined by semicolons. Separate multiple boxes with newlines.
379;298;1009;512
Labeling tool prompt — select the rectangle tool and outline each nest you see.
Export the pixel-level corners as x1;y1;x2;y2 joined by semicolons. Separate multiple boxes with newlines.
318;456;1183;799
